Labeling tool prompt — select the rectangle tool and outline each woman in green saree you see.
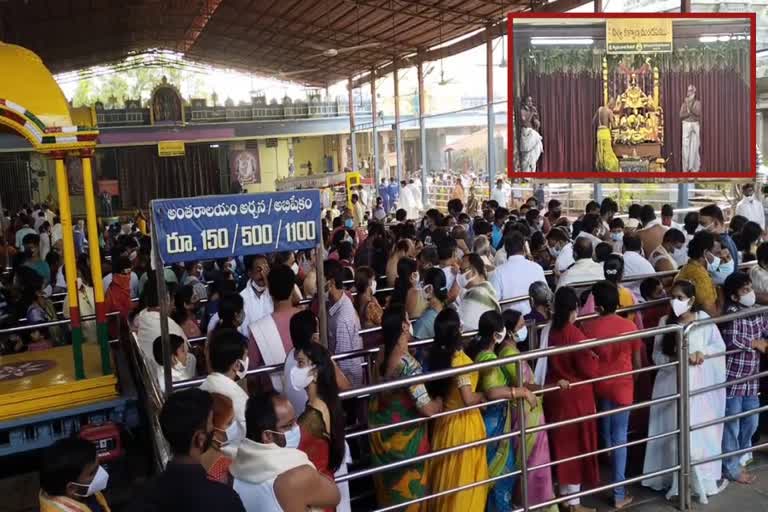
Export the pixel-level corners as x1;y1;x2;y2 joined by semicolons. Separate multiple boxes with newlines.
369;304;443;511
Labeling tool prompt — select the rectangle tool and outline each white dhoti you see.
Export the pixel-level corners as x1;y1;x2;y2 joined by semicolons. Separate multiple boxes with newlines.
682;120;701;172
520;126;543;172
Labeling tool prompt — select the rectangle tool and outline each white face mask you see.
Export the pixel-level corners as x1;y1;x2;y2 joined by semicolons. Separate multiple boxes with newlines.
739;290;756;308
291;262;299;275
457;270;473;289
671;298;691;317
284;423;301;449
217;419;244;447
235;356;249;380
290;365;315;391
370;280;377;295
493;328;507;345
516;325;528;343
71;465;109;498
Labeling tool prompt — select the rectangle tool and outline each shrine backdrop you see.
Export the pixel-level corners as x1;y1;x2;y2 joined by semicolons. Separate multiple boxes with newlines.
519;42;751;173
117;143;221;208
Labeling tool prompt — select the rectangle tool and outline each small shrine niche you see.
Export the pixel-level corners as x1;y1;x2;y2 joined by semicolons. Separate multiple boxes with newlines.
150;76;184;125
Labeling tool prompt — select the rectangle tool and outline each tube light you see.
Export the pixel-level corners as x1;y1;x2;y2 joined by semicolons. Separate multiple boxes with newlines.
530;37;594;46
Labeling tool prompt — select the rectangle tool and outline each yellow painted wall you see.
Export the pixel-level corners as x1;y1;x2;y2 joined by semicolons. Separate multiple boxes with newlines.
293;136;326;177
243;139;290;194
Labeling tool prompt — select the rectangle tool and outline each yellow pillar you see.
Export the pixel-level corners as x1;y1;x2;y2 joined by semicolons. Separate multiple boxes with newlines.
81;149;110;374
53;154;85;379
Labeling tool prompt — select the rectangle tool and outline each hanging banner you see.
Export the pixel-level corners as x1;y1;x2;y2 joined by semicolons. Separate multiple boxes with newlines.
158;141;186;157
606;19;673;54
230;141;261;186
151;190;322;264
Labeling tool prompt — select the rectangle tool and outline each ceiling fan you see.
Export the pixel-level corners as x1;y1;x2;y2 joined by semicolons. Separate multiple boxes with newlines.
305;41;382;59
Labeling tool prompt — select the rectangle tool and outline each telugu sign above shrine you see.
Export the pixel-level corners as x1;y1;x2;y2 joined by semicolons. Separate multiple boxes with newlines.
606;19;673;54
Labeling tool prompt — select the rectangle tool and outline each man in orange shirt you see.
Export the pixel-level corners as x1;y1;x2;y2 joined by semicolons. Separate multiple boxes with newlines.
581;280;643;510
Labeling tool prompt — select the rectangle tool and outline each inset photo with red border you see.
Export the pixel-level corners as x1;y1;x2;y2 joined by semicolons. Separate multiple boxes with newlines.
507;12;756;180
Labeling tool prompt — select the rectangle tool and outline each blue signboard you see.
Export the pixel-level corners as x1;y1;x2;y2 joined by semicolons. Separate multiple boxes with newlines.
151;190;322;264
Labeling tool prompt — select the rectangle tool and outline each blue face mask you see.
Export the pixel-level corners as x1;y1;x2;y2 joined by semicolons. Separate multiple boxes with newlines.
344;219;354;229
711;259;734;285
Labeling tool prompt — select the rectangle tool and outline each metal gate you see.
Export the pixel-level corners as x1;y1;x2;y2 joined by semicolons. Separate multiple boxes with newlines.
0;153;32;213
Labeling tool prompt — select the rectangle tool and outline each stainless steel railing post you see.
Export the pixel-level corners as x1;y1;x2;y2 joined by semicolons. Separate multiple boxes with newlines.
517;360;529;511
677;326;690;511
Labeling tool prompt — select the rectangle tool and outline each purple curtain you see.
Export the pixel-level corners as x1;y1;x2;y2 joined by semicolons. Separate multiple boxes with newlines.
525;72;603;172
117;144;221;208
660;70;750;173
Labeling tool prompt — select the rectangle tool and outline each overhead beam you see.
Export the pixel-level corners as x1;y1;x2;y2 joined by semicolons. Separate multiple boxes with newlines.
178;0;224;53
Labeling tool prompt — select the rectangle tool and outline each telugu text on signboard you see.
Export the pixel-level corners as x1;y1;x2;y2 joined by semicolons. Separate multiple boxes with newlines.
606;18;673;54
151;190;322;264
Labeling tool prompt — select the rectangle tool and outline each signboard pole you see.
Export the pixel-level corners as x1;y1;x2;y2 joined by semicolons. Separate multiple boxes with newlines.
150;210;174;397
315;238;328;348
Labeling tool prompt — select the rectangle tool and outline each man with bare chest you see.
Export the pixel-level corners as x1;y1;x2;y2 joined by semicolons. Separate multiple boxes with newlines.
680;84;702;172
595;99;619;172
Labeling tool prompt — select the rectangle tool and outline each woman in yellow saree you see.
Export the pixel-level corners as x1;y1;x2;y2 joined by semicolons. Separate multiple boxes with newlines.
426;308;489;511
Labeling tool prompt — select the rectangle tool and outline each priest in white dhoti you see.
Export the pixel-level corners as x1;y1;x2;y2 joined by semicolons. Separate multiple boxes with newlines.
398;180;419;220
519;96;543;172
681;85;702;172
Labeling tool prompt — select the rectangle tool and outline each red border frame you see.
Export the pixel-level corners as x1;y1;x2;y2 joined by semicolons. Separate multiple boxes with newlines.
507;12;757;180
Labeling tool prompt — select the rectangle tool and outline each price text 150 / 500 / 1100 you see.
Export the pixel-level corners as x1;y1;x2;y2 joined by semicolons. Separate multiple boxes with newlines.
165;222;317;254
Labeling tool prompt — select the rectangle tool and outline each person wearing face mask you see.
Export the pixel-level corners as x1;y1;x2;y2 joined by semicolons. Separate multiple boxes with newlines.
436;238;462;304
491;232;547;316
291;343;349;511
699;203;740;274
152;334;197;391
499;309;564;512
735;182;765;230
39;438;111;512
391;256;427;321
545;287;601;512
353;266;383;328
457;253;500;332
199;329;250;455
643;280;727;504
128;389;246;512
410;267;449;341
580;281;643;509
324;260;364;388
619;234;655;298
720;272;768;484
525;208;544;234
546;227;573;274
465;310;541;512
230;391;340;512
425;308;489;510
171;284;202;339
369;305;443;510
182;260;208;302
675;230;719;317
239;254;274;338
201;393;236;482
650;228;687;276
248;264;302;391
608;218;625;252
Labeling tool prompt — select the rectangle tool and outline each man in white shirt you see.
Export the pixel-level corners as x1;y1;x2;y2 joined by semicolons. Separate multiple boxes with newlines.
491;178;509;207
621;233;656;295
555;213;603;271
557;237;605;289
661;204;685;232
240;254;274;338
490;232;546;315
735;183;765;230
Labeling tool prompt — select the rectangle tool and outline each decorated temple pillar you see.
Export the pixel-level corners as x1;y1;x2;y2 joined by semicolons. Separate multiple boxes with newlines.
53;152;85;379
80;149;110;375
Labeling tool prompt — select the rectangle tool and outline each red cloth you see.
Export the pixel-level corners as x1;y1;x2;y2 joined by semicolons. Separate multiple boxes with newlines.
298;426;333;512
581;314;642;406
206;455;232;484
105;273;133;338
544;323;601;487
